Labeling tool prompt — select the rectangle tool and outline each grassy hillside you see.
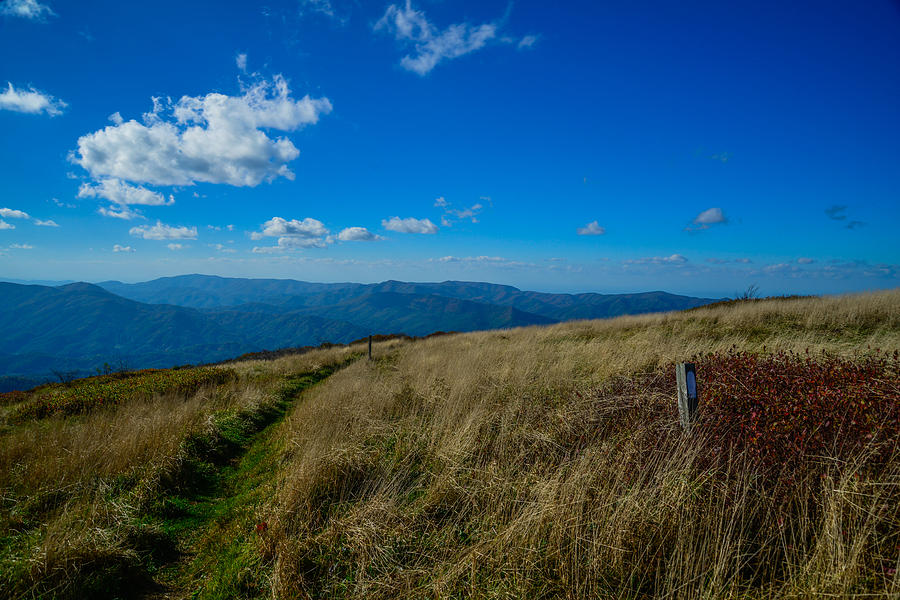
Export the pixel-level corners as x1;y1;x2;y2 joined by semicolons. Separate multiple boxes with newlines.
1;291;898;598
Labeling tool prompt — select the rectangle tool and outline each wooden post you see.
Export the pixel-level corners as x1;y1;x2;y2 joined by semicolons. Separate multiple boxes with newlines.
676;362;699;429
368;335;373;361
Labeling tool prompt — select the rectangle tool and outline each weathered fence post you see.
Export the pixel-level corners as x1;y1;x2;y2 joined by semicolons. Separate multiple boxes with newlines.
676;362;699;429
368;335;373;361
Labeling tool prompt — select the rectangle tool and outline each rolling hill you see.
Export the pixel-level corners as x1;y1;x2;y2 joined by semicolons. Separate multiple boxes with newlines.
0;276;719;384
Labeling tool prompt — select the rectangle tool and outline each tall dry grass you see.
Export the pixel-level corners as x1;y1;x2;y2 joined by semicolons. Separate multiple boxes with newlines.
0;344;354;597
268;291;900;598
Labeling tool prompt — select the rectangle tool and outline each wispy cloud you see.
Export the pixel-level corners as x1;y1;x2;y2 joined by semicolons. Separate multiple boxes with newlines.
0;0;55;21
517;35;538;50
375;1;501;75
34;219;58;227
435;197;484;226
576;221;605;236
235;53;247;72
129;220;198;241
382;216;438;234
113;244;135;253
167;243;185;251
0;82;66;116
825;204;865;229
624;254;688;265
9;243;33;249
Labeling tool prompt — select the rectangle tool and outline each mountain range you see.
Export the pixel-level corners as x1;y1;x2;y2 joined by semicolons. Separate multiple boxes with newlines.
0;275;719;388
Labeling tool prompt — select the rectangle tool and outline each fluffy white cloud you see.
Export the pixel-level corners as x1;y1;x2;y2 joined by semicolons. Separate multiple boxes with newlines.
0;0;54;20
34;219;58;227
0;220;13;230
0;82;66;116
113;244;134;253
129;220;198;240
576;221;605;236
9;243;33;249
250;216;330;251
382;216;437;234
337;227;382;241
686;207;727;231
375;1;498;75
251;217;328;240
167;243;185;251
78;178;174;212
0;208;30;219
73;75;332;187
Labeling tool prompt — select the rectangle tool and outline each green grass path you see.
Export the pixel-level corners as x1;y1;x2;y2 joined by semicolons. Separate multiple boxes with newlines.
143;363;346;599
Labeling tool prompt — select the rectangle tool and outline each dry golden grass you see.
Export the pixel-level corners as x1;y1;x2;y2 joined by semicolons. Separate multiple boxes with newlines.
268;290;900;598
2;291;898;598
0;345;354;598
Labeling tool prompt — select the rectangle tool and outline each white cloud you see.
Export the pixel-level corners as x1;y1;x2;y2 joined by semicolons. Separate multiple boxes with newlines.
78;178;174;215
797;257;815;265
34;219;58;227
686;207;727;231
73;75;332;187
209;243;236;253
299;0;337;18
337;227;382;241
576;221;605;236
167;243;185;250
235;53;248;72
435;255;537;269
0;0;55;20
251;216;328;239
0;82;66;116
9;243;33;249
382;216;438;234
99;205;143;220
436;198;484;226
129;220;198;240
108;111;123;125
0;220;13;230
518;35;538;49
250;216;330;251
0;208;30;219
375;1;498;75
113;244;135;253
624;254;688;265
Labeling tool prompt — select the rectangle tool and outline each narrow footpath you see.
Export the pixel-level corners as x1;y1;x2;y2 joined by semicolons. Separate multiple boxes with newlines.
142;362;347;599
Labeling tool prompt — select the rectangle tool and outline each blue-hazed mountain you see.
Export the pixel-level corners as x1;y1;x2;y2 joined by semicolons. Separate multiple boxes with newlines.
0;282;368;379
0;276;719;386
98;274;719;321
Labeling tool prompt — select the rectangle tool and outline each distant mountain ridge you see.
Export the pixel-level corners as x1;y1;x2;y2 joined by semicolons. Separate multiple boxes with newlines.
0;276;720;387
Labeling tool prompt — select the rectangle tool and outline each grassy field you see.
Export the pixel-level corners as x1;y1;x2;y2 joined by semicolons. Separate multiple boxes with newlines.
1;290;898;598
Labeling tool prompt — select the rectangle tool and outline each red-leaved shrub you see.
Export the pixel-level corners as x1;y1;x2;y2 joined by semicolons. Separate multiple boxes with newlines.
693;349;899;473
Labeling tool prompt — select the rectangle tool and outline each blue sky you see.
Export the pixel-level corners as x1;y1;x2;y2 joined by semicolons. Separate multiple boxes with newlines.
1;0;898;297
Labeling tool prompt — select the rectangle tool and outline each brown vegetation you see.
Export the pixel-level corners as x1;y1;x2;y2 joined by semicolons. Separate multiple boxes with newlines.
1;290;898;598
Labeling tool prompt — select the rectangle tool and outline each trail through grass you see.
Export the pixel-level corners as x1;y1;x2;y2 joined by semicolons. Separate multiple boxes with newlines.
142;364;347;599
